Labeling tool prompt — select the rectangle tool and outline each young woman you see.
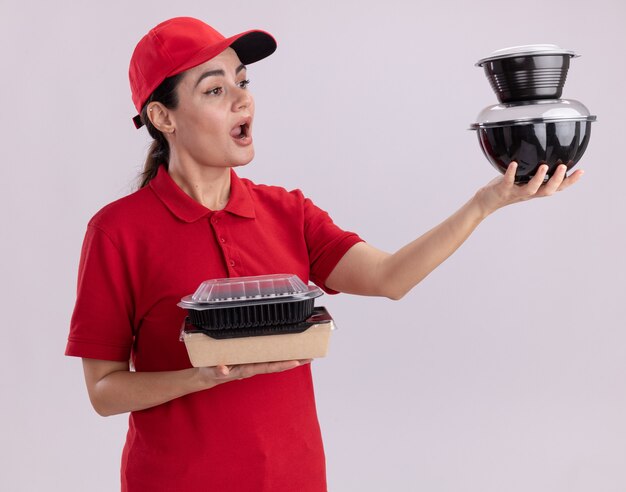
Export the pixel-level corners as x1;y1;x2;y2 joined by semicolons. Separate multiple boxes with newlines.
66;17;582;492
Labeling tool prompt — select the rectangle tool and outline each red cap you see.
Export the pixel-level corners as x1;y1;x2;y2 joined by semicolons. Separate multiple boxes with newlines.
129;17;277;128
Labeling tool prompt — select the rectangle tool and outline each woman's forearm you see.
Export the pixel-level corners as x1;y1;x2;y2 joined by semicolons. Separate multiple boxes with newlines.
379;194;488;299
325;194;488;299
82;358;307;417
83;360;212;416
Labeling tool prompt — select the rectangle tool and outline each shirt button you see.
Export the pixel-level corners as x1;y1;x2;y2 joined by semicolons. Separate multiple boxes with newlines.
220;237;226;243
211;217;218;224
229;260;235;267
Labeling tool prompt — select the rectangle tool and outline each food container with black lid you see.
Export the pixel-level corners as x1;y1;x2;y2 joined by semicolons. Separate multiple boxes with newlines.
178;274;334;367
477;44;577;103
471;99;596;182
179;274;323;333
471;44;596;182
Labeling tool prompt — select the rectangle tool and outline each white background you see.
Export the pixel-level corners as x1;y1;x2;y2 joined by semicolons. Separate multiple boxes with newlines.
1;0;625;490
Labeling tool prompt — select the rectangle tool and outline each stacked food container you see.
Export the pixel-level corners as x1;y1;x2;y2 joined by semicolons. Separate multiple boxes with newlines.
470;44;596;182
179;274;334;367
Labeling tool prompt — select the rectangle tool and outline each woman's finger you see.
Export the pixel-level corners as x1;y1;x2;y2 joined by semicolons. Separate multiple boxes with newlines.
504;161;518;186
540;164;567;195
259;360;301;374
212;358;310;383
276;359;307;371
525;164;549;195
557;168;584;192
230;359;304;380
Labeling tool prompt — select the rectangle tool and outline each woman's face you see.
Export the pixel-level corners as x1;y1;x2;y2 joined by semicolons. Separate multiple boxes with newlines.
166;47;255;169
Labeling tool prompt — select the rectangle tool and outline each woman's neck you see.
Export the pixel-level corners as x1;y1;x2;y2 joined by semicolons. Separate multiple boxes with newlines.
167;156;232;211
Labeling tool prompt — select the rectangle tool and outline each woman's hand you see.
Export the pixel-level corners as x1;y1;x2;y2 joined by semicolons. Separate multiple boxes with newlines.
474;162;584;218
197;359;312;387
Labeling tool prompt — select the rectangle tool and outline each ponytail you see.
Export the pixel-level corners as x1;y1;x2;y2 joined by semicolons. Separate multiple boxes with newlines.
137;73;185;189
139;124;170;189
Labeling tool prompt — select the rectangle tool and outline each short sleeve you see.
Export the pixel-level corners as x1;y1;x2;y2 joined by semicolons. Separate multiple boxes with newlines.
303;197;364;294
65;225;135;361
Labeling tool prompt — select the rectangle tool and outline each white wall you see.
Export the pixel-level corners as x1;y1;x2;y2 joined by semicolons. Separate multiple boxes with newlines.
1;0;624;490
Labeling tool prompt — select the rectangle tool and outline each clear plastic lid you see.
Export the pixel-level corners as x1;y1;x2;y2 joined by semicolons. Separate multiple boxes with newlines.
470;98;596;129
179;274;323;308
476;44;578;66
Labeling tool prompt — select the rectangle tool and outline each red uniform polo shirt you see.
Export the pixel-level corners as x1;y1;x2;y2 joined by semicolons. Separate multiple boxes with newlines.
66;165;363;492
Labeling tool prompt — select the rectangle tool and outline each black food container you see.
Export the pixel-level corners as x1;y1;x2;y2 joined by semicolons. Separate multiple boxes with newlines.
470;99;596;183
178;274;324;339
476;44;577;103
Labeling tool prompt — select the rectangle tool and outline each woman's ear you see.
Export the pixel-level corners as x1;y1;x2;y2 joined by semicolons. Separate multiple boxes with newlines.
147;102;176;134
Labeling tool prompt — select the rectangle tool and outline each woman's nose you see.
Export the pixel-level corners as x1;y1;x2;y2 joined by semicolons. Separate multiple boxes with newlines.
232;86;253;111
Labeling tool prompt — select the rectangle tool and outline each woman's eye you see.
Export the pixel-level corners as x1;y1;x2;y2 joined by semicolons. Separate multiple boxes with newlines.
238;79;251;89
205;87;223;96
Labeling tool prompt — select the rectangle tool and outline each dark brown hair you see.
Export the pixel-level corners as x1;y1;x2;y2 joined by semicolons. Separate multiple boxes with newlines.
138;73;185;188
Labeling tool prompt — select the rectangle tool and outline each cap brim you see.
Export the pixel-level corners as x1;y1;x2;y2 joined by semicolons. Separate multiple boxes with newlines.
229;30;277;64
170;29;276;78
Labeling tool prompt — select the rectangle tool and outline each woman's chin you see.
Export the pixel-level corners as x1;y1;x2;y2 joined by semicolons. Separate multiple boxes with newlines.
232;148;255;167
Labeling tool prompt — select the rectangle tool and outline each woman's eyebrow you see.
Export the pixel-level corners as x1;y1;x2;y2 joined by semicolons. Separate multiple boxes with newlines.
194;64;247;87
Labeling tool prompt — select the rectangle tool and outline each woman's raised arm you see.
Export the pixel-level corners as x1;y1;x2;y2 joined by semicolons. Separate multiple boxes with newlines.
325;163;583;299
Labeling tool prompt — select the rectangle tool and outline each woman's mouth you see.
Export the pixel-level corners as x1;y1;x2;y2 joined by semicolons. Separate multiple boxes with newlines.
230;118;253;146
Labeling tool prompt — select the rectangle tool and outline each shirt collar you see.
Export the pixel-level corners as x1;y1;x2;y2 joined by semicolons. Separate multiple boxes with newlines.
149;165;256;223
